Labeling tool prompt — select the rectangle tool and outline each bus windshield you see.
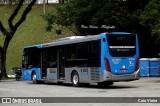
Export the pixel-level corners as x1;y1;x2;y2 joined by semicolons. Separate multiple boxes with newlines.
107;34;136;57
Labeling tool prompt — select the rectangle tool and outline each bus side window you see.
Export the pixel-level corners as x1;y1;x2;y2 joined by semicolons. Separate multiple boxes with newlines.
46;47;57;68
66;44;76;60
22;51;29;69
77;43;88;59
71;53;76;59
88;40;100;67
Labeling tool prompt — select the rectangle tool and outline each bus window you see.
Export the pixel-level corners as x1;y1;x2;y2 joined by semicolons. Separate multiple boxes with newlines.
22;50;29;69
66;44;76;60
77;43;88;59
23;48;41;69
88;40;101;67
45;48;57;68
66;44;76;67
29;51;41;68
107;34;136;57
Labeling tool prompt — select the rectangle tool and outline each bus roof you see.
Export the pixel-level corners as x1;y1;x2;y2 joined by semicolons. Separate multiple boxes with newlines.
24;32;134;49
42;34;100;48
24;44;43;49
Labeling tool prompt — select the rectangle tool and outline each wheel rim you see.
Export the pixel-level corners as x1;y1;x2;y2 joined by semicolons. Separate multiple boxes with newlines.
73;74;78;85
32;74;36;83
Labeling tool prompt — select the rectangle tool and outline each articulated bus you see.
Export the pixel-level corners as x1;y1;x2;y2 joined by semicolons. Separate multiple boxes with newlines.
22;32;140;87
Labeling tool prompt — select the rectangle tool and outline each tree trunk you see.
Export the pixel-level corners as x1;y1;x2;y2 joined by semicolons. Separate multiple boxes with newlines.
0;47;2;79
43;0;46;15
0;36;12;79
0;0;36;80
1;50;8;78
0;48;7;79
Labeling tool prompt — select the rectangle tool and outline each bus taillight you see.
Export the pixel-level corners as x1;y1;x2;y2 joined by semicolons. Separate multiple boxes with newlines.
135;58;140;71
104;58;111;72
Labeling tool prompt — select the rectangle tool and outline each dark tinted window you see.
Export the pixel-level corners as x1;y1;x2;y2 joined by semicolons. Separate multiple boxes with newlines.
22;48;41;69
88;40;101;67
65;40;100;67
45;47;57;68
107;34;136;57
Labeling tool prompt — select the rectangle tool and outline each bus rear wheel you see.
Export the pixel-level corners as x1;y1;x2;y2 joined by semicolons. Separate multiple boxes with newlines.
98;82;113;88
72;71;80;87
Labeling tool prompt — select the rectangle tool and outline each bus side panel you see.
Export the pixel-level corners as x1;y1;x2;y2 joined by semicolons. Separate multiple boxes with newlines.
65;67;93;83
22;69;33;80
99;33;108;82
22;68;41;80
79;68;90;83
46;68;58;82
22;70;27;80
65;68;81;83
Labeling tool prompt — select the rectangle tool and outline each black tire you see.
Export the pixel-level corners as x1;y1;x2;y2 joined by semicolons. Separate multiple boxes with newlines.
72;71;80;87
58;82;63;85
81;83;89;87
32;72;38;84
98;82;113;88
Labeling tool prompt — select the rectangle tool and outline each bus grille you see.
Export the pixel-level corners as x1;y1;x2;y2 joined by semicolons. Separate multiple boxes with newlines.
90;67;99;82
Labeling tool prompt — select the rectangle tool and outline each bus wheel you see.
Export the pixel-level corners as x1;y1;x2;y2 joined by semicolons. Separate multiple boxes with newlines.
98;82;113;88
72;72;80;87
81;83;89;87
32;72;37;84
58;82;63;85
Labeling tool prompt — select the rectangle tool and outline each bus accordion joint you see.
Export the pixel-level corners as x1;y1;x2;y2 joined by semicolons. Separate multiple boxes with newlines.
104;58;111;72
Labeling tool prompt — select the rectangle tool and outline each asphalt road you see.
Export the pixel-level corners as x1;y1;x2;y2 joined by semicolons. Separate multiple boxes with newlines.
0;77;160;106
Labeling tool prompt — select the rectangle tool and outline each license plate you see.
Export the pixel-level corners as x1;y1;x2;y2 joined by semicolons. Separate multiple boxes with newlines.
121;69;127;72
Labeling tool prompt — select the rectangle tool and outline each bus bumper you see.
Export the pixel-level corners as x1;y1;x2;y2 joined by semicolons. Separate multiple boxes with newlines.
103;69;140;82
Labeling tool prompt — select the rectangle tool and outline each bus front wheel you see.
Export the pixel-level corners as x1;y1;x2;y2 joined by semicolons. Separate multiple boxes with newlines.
32;72;38;84
72;71;80;87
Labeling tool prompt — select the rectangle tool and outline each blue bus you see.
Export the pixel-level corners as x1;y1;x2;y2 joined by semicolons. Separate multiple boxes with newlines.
22;32;140;87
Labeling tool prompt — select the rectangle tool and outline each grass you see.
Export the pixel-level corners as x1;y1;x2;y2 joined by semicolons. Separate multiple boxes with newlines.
0;4;73;74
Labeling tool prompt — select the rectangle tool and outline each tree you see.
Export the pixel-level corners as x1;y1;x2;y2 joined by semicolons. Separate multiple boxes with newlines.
43;0;46;14
0;0;36;79
59;0;65;3
139;0;160;46
43;0;141;35
44;0;160;57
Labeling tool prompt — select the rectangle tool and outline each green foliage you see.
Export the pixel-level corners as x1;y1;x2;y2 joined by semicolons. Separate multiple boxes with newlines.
43;13;56;31
44;0;139;35
0;4;73;74
139;0;160;45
